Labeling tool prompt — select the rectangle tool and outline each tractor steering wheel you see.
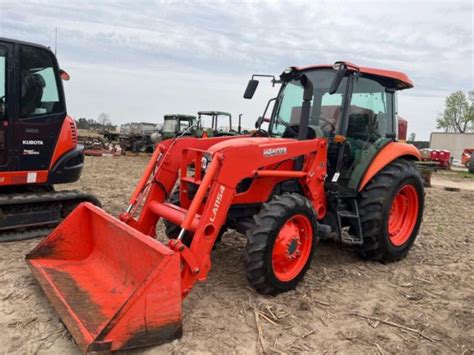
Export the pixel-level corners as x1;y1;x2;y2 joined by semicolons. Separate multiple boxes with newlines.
319;117;336;133
276;116;298;136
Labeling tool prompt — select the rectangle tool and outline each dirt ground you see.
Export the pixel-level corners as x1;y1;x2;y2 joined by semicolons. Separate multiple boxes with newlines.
0;155;473;354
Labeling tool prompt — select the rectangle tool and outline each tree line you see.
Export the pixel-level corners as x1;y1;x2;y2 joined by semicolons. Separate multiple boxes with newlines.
76;113;116;131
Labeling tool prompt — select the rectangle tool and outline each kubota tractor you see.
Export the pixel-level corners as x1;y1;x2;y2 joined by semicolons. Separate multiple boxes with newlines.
0;37;99;241
27;61;424;352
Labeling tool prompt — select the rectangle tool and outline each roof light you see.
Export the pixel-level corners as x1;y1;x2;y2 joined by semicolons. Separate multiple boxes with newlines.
333;62;346;71
283;67;293;74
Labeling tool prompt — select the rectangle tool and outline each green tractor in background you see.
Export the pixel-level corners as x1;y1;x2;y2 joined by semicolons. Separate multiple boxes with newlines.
152;112;245;144
197;111;242;137
158;114;198;140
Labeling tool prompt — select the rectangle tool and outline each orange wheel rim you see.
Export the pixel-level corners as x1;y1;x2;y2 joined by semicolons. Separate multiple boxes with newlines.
272;214;313;282
388;184;419;246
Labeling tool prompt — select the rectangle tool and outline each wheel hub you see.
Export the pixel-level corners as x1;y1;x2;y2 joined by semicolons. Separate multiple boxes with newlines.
286;238;301;259
388;184;419;246
272;215;313;282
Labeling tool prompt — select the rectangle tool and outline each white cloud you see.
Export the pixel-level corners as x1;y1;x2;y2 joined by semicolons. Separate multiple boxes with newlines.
0;0;472;139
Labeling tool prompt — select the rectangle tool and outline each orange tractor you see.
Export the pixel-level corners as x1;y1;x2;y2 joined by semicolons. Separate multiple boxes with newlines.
27;61;424;352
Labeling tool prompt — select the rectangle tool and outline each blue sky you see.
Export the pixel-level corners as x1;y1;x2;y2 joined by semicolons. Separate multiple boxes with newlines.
1;0;472;139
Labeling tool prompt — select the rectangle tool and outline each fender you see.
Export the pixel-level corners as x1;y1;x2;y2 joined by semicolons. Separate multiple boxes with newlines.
358;142;420;191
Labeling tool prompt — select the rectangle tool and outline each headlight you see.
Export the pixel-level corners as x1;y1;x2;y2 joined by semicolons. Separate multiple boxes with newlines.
201;155;211;171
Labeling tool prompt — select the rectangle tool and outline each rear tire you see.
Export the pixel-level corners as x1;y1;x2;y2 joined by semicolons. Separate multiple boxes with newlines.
244;193;317;295
357;159;424;262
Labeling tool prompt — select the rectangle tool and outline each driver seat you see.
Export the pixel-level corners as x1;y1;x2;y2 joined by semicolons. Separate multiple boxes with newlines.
20;73;45;117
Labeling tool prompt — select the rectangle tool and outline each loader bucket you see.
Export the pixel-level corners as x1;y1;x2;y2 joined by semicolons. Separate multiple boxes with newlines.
26;203;182;353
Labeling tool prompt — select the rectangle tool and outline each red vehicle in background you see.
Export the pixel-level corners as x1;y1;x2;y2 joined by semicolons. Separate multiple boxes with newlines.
461;148;474;168
420;148;451;169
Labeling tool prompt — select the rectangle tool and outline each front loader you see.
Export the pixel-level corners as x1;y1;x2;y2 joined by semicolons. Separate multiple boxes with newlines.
27;61;424;352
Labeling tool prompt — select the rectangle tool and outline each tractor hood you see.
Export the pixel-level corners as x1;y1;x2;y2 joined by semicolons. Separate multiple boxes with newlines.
206;137;296;155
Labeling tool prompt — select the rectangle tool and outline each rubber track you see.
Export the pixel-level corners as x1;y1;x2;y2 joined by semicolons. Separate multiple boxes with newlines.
0;227;54;243
0;189;100;206
0;190;101;242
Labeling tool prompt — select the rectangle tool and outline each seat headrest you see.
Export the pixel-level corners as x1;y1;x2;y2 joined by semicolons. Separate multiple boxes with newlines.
24;73;46;89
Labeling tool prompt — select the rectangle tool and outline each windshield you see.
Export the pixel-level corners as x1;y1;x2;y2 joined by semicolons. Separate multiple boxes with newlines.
271;68;347;137
180;120;191;130
163;119;178;133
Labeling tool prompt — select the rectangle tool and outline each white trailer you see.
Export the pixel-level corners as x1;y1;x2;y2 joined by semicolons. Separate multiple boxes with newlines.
430;133;474;161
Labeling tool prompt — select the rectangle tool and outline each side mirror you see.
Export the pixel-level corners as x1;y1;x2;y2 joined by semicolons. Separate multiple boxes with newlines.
329;68;347;94
255;116;264;128
244;79;259;99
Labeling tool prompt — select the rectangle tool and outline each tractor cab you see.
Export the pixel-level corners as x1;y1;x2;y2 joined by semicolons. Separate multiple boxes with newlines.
161;114;197;139
245;61;413;195
197;111;237;137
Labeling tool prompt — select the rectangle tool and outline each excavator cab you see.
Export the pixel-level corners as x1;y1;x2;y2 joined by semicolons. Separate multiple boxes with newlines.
0;38;98;241
0;38;81;181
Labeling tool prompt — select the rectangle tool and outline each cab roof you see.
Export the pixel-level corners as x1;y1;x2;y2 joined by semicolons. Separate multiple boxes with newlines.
164;114;196;120
198;111;232;117
293;61;413;90
0;37;52;52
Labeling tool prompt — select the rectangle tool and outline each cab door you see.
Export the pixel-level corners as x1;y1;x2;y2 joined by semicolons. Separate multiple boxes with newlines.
15;44;66;173
337;75;395;194
0;42;14;170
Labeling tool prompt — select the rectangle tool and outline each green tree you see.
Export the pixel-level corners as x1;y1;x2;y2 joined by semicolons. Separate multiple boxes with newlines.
408;132;416;141
436;90;474;133
76;117;89;129
97;112;111;127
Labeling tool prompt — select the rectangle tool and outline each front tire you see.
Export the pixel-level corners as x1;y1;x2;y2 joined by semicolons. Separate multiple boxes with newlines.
244;193;318;295
357;159;424;262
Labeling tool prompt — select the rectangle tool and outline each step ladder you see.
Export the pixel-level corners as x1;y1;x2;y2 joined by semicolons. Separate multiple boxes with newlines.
336;197;364;245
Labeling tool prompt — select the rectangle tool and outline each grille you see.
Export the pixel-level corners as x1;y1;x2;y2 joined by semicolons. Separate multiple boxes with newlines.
69;121;78;144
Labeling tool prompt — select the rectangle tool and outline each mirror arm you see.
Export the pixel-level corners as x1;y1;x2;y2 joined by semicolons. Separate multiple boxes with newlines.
251;74;282;87
257;97;277;129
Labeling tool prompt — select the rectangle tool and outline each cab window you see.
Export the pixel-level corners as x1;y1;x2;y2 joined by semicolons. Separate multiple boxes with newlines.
19;46;63;118
180;120;190;130
272;69;347;138
347;76;393;141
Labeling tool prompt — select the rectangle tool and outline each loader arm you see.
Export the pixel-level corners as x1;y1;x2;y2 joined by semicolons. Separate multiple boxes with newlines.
127;136;328;295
